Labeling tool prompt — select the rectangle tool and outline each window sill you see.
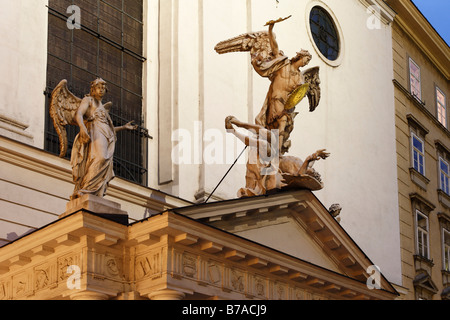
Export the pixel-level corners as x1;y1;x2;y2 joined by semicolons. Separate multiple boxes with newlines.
414;254;434;274
438;189;450;209
410;168;430;190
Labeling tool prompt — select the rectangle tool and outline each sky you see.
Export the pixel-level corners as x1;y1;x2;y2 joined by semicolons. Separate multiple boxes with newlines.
411;0;450;46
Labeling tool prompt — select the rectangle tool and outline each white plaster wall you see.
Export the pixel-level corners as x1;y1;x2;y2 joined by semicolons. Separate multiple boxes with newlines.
0;0;48;147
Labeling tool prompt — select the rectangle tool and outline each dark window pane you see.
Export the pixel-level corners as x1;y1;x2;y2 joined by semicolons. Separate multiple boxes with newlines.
310;6;340;61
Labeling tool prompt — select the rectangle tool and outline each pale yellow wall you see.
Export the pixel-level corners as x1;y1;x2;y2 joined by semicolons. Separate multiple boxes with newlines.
392;16;450;300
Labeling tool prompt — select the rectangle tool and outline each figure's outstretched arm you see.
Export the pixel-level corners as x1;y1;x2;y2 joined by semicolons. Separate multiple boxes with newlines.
115;121;138;133
298;149;330;175
268;24;280;57
264;15;291;57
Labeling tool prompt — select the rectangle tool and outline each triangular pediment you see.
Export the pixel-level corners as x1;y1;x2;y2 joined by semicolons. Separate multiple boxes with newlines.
176;190;397;294
414;272;439;294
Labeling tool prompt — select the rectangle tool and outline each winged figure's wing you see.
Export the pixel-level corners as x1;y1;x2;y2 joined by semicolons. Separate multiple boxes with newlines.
302;67;321;112
49;79;82;158
215;31;289;79
214;31;270;56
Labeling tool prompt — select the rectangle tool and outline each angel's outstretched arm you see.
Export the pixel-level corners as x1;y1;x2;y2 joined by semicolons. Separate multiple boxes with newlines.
268;24;280;57
115;121;138;133
74;98;91;144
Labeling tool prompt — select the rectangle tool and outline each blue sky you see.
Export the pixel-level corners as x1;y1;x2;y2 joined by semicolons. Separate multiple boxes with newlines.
411;0;450;46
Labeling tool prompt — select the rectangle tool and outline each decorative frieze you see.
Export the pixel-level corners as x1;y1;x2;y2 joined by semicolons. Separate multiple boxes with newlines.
135;249;164;281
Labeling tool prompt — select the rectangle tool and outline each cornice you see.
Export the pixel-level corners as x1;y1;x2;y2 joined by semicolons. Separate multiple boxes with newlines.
387;0;450;80
0;209;398;300
168;190;397;296
359;0;396;25
393;79;450;139
0;135;192;213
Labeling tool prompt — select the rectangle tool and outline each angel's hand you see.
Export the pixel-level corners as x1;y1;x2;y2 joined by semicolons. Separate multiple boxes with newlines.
80;129;91;144
265;15;292;27
315;149;330;160
225;116;234;130
124;121;138;131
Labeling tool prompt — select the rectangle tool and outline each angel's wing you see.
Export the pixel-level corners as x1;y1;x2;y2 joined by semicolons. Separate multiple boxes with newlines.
302;67;321;112
215;31;289;78
49;80;82;158
214;31;271;56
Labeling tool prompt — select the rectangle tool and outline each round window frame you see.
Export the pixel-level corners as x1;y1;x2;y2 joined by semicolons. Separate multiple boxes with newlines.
306;1;344;67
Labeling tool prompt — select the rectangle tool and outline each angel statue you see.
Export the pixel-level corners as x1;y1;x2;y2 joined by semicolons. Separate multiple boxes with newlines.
49;78;138;200
215;16;321;155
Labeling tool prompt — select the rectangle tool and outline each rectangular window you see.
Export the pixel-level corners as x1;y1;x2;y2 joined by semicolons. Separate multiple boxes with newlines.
437;87;447;128
444;229;450;272
440;157;450;195
44;0;147;185
412;133;425;175
409;58;421;101
416;210;430;259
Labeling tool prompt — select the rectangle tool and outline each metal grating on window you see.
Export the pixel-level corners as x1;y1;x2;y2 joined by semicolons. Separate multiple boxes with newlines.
310;6;340;61
44;0;149;186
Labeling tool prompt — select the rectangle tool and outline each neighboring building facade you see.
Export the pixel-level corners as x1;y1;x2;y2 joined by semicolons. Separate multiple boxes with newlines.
386;0;450;300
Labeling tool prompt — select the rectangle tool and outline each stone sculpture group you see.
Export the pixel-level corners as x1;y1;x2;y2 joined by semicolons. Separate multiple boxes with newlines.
216;16;329;197
50;15;329;201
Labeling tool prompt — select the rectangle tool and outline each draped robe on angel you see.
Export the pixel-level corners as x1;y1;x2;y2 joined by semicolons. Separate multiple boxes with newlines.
71;96;117;199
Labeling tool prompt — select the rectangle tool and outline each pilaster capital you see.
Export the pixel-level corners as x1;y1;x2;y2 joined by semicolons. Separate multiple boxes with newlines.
148;289;185;300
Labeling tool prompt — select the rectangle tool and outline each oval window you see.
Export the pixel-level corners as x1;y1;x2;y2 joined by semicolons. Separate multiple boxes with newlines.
309;6;340;61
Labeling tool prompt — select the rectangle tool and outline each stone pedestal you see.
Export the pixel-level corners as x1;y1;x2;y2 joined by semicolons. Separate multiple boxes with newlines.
60;194;129;225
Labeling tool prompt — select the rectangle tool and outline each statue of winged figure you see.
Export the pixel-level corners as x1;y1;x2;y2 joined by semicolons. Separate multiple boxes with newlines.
49;79;137;200
215;16;321;154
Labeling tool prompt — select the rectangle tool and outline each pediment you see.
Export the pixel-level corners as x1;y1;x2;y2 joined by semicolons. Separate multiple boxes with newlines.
413;272;438;294
176;190;397;294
